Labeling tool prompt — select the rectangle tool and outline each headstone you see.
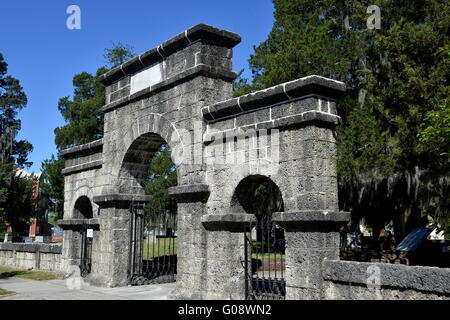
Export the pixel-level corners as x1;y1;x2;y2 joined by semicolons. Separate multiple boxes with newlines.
3;234;8;243
396;228;433;252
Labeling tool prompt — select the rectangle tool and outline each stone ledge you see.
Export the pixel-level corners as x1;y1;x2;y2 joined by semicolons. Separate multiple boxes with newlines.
59;139;103;158
201;213;256;232
273;210;350;229
203;111;341;144
61;160;103;176
57;218;100;229
101;64;237;113
202;75;346;121
323;260;450;295
99;23;241;85
169;184;210;203
0;243;62;254
92;194;151;205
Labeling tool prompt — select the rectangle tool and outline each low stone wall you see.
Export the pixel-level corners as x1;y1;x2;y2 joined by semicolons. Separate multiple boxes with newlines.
0;243;62;272
323;260;450;300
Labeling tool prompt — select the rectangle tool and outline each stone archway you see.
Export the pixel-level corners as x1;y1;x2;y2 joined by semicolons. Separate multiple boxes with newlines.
58;195;99;279
117;132;179;285
59;24;349;297
233;175;286;300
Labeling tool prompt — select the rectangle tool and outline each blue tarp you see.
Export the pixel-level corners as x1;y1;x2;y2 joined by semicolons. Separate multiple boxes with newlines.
396;228;433;252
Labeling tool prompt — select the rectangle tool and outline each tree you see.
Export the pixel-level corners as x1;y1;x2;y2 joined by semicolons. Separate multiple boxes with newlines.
237;0;450;240
2;170;36;235
40;156;65;220
104;43;135;68
144;144;177;211
54;67;107;150
41;45;135;220
0;52;34;232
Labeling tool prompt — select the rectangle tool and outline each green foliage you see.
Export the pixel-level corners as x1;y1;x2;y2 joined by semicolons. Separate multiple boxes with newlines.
239;0;450;238
0;52;34;232
232;69;255;97
54;67;107;150
419;100;450;158
41;44;135;220
103;42;135;68
0;161;13;216
1;168;36;235
144;144;177;210
40;156;65;221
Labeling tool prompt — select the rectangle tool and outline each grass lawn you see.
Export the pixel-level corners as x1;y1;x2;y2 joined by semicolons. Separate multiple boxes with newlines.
142;237;177;260
0;267;58;281
0;288;15;296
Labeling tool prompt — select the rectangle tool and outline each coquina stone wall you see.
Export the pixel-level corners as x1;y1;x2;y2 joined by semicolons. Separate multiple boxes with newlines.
322;260;450;300
0;243;62;272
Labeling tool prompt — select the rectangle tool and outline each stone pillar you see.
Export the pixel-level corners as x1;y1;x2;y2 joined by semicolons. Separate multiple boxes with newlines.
168;184;210;299
273;211;349;299
201;213;256;300
92;194;150;287
57;218;100;278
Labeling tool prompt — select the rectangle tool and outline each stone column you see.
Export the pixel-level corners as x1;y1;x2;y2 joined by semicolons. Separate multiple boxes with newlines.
201;213;256;300
57;218;100;278
92;194;150;287
168;184;210;299
273;211;349;299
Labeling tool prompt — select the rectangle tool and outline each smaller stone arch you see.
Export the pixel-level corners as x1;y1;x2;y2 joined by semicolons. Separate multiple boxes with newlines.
73;196;94;219
230;175;284;217
230;174;286;299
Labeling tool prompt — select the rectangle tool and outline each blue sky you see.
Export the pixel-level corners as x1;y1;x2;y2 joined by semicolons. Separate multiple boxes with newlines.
0;0;275;173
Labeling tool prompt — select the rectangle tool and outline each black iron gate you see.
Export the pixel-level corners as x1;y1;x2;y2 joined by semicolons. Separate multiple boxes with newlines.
129;201;177;285
80;222;93;278
243;216;286;300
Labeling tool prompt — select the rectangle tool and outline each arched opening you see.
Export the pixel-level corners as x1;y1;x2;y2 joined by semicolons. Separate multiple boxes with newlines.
74;196;93;219
73;196;94;277
120;133;178;285
231;175;286;300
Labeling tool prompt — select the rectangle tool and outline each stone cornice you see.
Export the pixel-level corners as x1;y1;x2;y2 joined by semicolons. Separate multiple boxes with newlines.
273;210;350;229
168;184;210;203
99;24;241;86
0;243;62;254
61;160;103;176
57;218;100;229
59;139;103;159
203;110;341;144
93;194;152;206
202;75;346;121
201;213;256;232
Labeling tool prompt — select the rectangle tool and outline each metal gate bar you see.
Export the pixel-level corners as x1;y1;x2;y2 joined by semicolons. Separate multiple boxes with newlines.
129;201;177;285
244;215;285;300
80;222;92;278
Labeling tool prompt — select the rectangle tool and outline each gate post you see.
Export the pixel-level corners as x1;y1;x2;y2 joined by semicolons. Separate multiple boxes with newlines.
273;211;349;299
201;213;256;300
168;184;210;299
92;194;150;287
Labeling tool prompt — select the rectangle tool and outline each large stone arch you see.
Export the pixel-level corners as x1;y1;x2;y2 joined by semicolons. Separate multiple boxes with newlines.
116;113;184;195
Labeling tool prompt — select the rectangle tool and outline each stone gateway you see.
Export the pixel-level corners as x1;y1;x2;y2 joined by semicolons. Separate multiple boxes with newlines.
58;24;350;300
